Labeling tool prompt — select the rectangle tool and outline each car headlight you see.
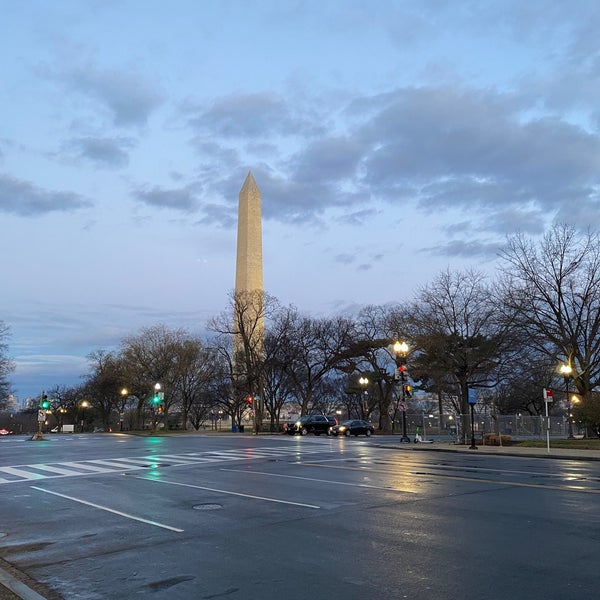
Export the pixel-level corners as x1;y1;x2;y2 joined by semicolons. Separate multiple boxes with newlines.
339;426;346;432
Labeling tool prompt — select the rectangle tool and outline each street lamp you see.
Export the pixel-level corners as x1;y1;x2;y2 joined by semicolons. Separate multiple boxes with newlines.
80;400;90;433
559;363;573;439
393;341;411;442
120;388;128;431
359;376;369;418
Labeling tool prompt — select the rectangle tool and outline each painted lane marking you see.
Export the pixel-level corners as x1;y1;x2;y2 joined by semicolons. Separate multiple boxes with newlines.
136;476;321;509
0;447;333;485
407;470;600;494
30;486;184;532
220;468;417;493
85;459;148;469
30;464;87;476
60;461;125;472
299;462;600;494
0;467;45;480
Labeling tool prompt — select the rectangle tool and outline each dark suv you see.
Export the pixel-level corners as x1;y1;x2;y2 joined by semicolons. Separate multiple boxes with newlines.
286;415;337;436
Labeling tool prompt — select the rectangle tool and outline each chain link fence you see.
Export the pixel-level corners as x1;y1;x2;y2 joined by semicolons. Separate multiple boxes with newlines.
401;412;579;440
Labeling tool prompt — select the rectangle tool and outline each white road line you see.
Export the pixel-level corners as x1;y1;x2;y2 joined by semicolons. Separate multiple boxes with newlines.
61;461;122;473
30;486;184;532
137;476;321;509
155;454;212;463
220;468;417;492
30;464;85;476
0;467;45;480
109;457;161;465
86;459;146;469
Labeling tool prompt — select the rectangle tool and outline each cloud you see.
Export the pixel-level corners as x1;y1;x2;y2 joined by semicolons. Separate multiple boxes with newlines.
62;136;136;168
420;238;504;260
348;86;600;217
0;174;92;216
133;185;199;212
189;92;325;139
64;65;163;126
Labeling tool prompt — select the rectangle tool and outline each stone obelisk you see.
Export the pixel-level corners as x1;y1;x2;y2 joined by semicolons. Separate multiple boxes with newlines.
234;172;264;433
235;171;263;294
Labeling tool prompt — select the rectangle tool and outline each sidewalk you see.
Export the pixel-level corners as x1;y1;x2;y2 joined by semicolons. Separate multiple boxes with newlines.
384;439;600;461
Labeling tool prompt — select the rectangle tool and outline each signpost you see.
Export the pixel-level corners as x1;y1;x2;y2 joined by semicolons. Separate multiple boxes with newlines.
467;388;478;450
543;388;553;453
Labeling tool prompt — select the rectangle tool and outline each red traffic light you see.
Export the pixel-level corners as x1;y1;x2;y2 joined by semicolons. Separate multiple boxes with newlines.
246;395;253;404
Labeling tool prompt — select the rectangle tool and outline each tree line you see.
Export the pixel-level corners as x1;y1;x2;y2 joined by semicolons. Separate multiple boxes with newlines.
2;224;600;437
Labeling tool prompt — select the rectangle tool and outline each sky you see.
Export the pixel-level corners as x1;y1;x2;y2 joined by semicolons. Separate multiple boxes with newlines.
2;0;600;402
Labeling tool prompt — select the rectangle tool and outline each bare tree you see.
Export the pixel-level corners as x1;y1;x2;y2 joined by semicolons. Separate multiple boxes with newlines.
119;324;191;429
402;268;511;442
0;321;15;405
174;341;221;430
337;305;399;432
499;224;600;403
83;350;124;430
209;291;278;432
276;312;355;416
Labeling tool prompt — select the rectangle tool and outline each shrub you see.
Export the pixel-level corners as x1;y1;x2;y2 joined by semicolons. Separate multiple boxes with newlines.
483;433;512;446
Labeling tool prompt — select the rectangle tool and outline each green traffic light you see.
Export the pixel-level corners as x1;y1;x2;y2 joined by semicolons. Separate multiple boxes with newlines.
41;400;50;409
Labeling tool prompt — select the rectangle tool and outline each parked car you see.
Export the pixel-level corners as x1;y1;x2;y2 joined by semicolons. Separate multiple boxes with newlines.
0;427;12;435
330;419;375;437
286;415;337;436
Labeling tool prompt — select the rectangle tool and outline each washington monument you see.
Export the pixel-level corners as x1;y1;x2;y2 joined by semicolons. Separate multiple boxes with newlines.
235;171;263;294
234;172;264;431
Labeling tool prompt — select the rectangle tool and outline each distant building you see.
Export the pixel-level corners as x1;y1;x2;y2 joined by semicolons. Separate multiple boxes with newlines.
4;394;20;412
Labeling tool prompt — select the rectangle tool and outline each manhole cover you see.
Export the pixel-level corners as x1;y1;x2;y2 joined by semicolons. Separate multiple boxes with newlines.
193;503;222;511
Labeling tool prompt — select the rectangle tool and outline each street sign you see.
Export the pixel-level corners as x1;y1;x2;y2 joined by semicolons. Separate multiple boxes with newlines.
38;410;46;422
467;388;477;405
543;388;553;402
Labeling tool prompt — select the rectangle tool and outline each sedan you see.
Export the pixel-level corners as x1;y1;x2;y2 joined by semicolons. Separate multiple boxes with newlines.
330;419;374;437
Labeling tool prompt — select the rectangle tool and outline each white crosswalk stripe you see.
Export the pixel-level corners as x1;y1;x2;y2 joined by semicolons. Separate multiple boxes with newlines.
0;445;324;485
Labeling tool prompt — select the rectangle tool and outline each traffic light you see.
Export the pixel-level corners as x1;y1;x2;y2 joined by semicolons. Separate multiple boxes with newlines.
404;385;412;398
151;393;161;406
40;394;50;409
246;395;253;405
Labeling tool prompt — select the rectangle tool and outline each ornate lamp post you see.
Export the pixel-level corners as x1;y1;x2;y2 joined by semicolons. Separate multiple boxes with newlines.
79;400;90;433
359;376;369;418
119;388;128;431
559;363;573;438
393;341;411;443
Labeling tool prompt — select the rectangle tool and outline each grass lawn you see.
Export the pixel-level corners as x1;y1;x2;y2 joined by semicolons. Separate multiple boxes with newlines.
514;438;600;450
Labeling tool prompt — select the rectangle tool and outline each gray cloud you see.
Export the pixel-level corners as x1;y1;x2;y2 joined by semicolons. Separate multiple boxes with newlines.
65;65;163;126
133;185;199;212
189;92;325;139
420;239;504;260
63;136;136;168
0;175;92;216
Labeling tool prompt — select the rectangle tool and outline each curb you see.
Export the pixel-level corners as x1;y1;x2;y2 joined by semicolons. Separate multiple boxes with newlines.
375;442;600;461
0;567;48;600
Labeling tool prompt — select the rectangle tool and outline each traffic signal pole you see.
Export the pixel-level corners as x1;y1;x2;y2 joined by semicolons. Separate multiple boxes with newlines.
32;391;48;441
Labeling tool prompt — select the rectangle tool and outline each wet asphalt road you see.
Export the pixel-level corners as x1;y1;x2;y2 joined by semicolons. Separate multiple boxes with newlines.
1;433;599;599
